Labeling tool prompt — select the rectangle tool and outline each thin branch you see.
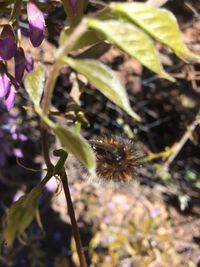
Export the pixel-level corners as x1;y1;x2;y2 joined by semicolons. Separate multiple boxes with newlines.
61;171;88;267
164;111;200;170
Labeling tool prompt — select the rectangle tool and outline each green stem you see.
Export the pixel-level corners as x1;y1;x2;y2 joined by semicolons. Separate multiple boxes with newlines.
141;147;176;162
42;19;88;116
61;0;85;27
40;124;54;171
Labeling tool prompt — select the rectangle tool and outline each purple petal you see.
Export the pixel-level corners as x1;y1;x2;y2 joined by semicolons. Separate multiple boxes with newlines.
150;208;160;218
69;0;78;15
27;1;45;47
5;85;16;110
19;134;28;141
0;63;10;98
13;148;23;158
12;133;18;140
14;47;26;85
25;52;34;72
0;24;17;60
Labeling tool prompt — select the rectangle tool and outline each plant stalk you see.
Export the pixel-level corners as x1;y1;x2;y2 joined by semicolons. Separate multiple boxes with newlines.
61;171;88;267
40;19;88;267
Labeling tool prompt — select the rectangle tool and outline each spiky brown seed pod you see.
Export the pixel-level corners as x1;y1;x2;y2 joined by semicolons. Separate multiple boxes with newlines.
90;136;145;183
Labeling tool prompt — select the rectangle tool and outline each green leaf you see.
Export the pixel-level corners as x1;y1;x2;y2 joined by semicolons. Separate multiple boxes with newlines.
54;124;96;175
141;217;154;234
59;27;104;51
61;57;141;121
24;63;45;107
41;116;96;175
88;19;174;81
3;185;42;246
194;180;200;189
111;2;200;63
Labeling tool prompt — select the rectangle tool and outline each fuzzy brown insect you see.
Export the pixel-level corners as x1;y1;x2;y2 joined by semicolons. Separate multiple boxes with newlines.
90;136;145;183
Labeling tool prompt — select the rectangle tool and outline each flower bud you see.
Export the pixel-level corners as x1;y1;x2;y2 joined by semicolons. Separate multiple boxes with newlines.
25;52;34;72
0;24;17;60
27;1;45;47
14;47;26;85
0;63;10;98
5;85;16;110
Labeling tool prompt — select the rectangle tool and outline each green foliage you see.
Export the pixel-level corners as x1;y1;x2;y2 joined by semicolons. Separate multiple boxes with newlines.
1;1;199;264
3;185;42;246
88;212;180;267
185;170;200;189
154;163;171;180
61;57;141;121
24;64;45;108
110;2;200;62
40;115;96;175
52;123;96;176
60;0;85;26
59;27;103;51
88;18;174;81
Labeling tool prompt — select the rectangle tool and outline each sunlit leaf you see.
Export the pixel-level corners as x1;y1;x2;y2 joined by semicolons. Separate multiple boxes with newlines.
41;116;96;175
128;221;137;235
61;57;141;121
3;185;42;246
90;233;101;249
54;124;96;175
141;217;154;234
111;2;200;62
24;63;45;107
88;19;174;81
59;27;104;51
156;233;173;241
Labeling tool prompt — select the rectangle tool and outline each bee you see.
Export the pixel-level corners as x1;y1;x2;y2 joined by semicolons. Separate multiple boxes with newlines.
89;136;145;183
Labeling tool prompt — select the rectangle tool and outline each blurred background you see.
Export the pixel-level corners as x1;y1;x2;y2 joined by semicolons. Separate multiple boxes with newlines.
0;0;200;266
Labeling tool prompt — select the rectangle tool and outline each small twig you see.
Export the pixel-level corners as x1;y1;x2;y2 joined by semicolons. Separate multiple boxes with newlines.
16;158;47;172
164;111;200;170
40;124;54;171
141;147;176;163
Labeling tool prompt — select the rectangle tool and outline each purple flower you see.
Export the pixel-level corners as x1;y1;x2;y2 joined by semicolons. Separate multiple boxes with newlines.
14;47;26;85
0;63;10;98
19;134;28;141
69;0;78;15
27;1;45;47
0;106;28;166
0;24;17;60
5;85;16;110
25;52;34;72
13;148;23;158
150;208;160;218
0;64;17;110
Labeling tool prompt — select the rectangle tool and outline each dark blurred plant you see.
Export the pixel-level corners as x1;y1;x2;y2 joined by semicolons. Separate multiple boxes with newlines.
0;105;27;166
0;0;199;266
87;212;180;267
